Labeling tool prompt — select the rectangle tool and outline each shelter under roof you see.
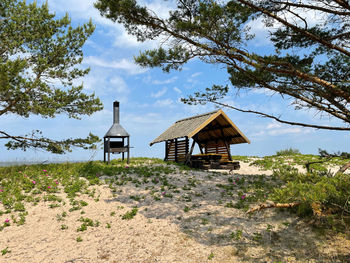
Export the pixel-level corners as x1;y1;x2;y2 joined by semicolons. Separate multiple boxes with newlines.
150;109;250;146
150;109;250;165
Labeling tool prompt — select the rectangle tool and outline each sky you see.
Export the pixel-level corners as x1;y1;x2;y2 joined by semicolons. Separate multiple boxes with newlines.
1;0;349;163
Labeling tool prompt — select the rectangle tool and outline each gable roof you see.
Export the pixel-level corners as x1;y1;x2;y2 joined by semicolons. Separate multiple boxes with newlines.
150;109;250;146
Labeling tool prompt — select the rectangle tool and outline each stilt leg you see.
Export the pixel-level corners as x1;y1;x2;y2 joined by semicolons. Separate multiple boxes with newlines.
127;137;130;164
108;137;111;164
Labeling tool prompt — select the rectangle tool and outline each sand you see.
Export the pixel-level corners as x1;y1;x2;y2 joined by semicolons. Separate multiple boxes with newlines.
0;161;349;263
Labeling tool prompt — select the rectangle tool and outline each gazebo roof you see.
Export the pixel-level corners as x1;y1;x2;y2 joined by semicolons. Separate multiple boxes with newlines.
150;109;250;146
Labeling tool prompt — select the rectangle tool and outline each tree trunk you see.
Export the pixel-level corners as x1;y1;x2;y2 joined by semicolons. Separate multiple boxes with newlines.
337;162;350;174
247;201;300;213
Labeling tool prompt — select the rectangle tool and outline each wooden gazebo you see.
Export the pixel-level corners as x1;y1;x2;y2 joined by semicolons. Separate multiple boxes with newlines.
150;109;250;168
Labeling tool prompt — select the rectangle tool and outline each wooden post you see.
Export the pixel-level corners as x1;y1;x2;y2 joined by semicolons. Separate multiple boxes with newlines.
107;137;111;164
185;137;189;156
189;139;196;155
103;138;106;162
224;140;232;161
199;145;204;154
122;138;125;161
220;128;232;161
175;138;178;163
186;139;196;165
164;140;168;161
193;136;203;154
127;137;130;164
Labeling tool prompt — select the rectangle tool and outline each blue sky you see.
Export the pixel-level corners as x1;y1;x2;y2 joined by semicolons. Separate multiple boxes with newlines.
1;0;349;162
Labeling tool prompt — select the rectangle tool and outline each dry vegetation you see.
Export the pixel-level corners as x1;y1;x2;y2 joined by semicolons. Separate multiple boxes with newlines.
0;156;349;262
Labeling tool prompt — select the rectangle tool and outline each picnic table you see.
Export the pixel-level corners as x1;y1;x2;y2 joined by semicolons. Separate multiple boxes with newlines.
190;154;222;169
191;153;222;162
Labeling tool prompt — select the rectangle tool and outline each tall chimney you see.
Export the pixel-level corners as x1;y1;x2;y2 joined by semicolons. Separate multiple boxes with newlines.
104;100;130;164
113;101;120;124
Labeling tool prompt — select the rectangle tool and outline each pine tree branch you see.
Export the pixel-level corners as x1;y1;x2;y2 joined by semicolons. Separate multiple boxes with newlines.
237;0;350;57
271;1;350;16
206;100;350;131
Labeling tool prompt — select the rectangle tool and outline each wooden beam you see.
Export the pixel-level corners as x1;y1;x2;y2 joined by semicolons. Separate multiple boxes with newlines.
186;139;196;165
189;139;196;155
107;137;111;164
200;124;232;133
193;136;204;154
219;110;251;144
185;137;189;155
127;137;130;164
164;140;169;161
198;134;242;144
103;138;106;163
187;111;221;138
220;128;232;161
122;138;125;160
175;138;178;163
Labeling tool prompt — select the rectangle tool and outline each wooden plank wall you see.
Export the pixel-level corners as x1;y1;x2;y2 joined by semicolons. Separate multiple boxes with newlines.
205;141;230;162
165;138;189;163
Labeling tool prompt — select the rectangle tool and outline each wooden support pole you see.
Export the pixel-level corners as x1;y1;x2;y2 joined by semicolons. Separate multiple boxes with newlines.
189;139;196;155
224;140;232;161
103;138;106;162
185;137;189;156
220;128;232;161
122;138;125;160
193;136;203;154
175;138;178;163
186;139;196;165
127;137;130;164
107;137;111;164
199;145;204;154
164;140;168;161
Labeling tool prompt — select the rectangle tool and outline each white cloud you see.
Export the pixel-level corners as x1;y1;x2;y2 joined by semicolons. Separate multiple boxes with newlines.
110;76;129;95
187;71;203;85
46;0;115;26
151;87;167;98
173;87;182;94
46;0;165;50
246;4;326;48
267;123;281;129
140;0;175;19
125;112;163;125
152;76;178;85
246;17;272;47
83;56;148;75
112;27;159;49
268;127;304;136
154;98;174;107
191;72;202;78
266;121;312;136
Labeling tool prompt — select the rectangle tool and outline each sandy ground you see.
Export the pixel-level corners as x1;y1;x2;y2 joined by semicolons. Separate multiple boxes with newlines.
0;162;349;263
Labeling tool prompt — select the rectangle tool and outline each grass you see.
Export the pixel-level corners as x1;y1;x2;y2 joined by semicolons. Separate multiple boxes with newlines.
1;247;10;256
0;158;173;225
0;156;349;261
121;207;138;220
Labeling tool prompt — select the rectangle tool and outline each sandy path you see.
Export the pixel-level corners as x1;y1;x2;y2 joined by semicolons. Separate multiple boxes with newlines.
0;161;349;263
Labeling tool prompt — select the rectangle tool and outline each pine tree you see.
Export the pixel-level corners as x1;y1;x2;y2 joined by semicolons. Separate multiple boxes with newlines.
1;0;103;153
95;0;350;131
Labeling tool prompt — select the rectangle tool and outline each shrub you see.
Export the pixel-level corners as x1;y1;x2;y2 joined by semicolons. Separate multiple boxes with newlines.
271;167;350;219
121;207;138;220
276;148;301;156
